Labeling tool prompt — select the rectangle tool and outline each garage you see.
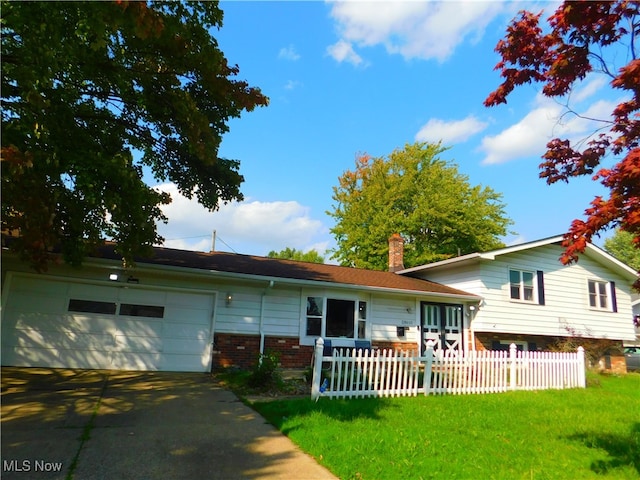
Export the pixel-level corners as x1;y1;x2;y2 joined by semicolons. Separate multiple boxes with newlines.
1;273;215;372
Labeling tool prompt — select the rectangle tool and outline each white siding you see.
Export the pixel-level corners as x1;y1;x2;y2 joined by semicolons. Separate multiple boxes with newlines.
419;244;636;341
370;294;419;344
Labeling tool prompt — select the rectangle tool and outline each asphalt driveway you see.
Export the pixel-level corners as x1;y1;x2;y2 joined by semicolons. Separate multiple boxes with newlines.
1;367;337;480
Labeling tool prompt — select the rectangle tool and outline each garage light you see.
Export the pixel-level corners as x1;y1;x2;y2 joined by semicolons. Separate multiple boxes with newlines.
226;293;233;306
109;273;119;281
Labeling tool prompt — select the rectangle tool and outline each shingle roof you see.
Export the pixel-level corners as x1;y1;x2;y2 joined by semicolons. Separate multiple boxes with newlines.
94;244;477;298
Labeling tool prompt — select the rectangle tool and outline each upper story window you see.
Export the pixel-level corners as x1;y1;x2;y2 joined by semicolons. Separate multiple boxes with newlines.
509;269;535;302
586;280;618;312
509;269;545;305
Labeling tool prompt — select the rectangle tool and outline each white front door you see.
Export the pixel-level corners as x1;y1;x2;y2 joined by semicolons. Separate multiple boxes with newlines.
421;303;463;353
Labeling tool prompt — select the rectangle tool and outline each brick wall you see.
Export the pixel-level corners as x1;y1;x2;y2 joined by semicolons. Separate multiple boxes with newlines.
373;340;419;355
212;333;313;370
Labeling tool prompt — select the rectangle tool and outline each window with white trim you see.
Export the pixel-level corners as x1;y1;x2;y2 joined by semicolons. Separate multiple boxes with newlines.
305;296;367;339
509;269;535;302
588;280;609;309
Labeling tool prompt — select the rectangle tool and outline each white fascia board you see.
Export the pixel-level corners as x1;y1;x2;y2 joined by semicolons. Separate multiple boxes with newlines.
584;243;639;282
83;258;481;301
398;235;567;275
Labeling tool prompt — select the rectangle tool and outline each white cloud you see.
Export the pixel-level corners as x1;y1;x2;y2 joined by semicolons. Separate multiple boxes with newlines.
479;100;562;165
479;93;619;165
154;183;327;256
326;39;364;66
415;116;488;144
278;44;301;61
327;1;506;62
284;79;302;90
570;75;608;104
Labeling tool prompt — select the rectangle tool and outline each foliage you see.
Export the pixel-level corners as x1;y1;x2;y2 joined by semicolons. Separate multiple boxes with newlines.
328;142;513;270
485;1;640;288
254;375;640;479
247;351;283;391
549;326;623;369
604;229;640;271
267;247;325;264
1;1;268;270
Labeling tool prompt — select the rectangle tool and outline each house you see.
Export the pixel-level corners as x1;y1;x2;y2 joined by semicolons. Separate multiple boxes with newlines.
3;234;636;373
0;241;479;373
398;235;638;353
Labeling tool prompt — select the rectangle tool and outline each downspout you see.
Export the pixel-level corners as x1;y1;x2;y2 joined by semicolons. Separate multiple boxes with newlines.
259;280;275;357
209;291;219;371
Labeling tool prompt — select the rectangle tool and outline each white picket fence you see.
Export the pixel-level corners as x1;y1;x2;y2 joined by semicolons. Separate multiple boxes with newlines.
310;338;586;400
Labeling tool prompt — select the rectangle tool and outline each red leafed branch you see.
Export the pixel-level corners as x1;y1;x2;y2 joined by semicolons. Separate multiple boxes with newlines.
485;0;640;286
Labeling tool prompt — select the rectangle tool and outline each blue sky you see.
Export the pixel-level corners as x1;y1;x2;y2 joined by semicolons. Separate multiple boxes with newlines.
154;1;619;259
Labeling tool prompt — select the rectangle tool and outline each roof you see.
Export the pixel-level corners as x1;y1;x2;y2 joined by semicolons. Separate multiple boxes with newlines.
91;243;478;299
399;235;639;283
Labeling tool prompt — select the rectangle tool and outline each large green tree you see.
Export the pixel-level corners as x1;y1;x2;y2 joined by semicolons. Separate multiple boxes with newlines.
1;1;268;270
604;229;640;272
267;247;325;264
329;142;513;270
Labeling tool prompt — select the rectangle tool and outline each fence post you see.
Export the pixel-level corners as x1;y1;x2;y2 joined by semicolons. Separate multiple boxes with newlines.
311;337;324;401
423;340;435;396
509;343;517;391
577;346;586;388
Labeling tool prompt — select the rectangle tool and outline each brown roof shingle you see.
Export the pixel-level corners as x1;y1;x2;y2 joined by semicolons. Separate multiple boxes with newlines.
95;244;477;298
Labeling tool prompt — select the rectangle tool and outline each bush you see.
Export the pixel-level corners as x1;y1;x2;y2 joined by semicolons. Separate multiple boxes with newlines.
247;350;282;391
549;326;623;369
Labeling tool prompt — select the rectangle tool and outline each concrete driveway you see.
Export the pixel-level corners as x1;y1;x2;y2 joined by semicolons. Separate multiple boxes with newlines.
1;367;337;480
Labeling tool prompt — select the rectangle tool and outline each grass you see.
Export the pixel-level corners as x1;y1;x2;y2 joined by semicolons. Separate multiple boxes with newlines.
246;372;640;480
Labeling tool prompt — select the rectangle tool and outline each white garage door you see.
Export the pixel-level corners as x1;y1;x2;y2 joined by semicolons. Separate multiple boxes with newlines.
1;274;215;372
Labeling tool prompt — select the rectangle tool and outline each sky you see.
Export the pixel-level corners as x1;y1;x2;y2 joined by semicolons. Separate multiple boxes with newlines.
152;0;623;260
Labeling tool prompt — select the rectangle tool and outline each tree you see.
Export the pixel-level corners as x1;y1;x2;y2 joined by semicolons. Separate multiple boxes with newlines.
604;229;640;271
485;1;639;286
267;247;325;264
1;1;268;270
328;142;513;270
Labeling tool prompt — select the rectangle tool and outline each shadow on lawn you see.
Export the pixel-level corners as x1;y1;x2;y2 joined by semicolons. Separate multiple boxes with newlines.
253;396;393;434
565;422;640;476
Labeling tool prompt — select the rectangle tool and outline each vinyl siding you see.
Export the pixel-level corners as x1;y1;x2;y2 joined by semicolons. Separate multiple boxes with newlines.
419;244;635;341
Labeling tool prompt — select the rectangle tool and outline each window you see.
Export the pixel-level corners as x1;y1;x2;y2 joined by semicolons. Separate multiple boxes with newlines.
357;301;367;339
68;299;117;315
306;297;323;336
119;303;164;318
68;299;164;318
509;269;535;301
589;280;609;310
326;299;355;337
305;296;366;339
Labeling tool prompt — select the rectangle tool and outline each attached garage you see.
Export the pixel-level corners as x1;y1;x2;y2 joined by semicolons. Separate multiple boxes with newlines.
1;273;216;372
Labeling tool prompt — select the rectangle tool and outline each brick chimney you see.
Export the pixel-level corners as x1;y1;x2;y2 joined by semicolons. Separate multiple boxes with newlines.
388;233;404;272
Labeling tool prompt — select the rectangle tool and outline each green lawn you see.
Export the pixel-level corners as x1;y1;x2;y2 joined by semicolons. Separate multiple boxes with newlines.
251;373;640;480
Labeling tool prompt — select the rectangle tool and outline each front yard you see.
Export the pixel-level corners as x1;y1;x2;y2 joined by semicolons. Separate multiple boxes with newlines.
247;373;639;479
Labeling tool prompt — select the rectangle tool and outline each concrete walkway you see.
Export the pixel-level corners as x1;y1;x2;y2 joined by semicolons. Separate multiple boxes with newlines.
1;367;338;479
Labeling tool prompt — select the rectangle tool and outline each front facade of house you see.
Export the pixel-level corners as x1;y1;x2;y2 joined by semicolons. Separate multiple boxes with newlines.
3;235;636;373
0;243;479;372
400;236;638;352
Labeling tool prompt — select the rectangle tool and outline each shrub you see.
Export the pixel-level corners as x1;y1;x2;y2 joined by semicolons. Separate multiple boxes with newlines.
248;350;282;391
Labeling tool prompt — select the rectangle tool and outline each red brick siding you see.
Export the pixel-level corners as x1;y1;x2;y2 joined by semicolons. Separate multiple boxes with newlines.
212;333;313;370
373;341;419;355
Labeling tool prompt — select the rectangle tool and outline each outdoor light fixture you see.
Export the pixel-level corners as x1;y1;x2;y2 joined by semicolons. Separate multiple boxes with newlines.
126;276;139;284
226;293;233;306
109;273;119;281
